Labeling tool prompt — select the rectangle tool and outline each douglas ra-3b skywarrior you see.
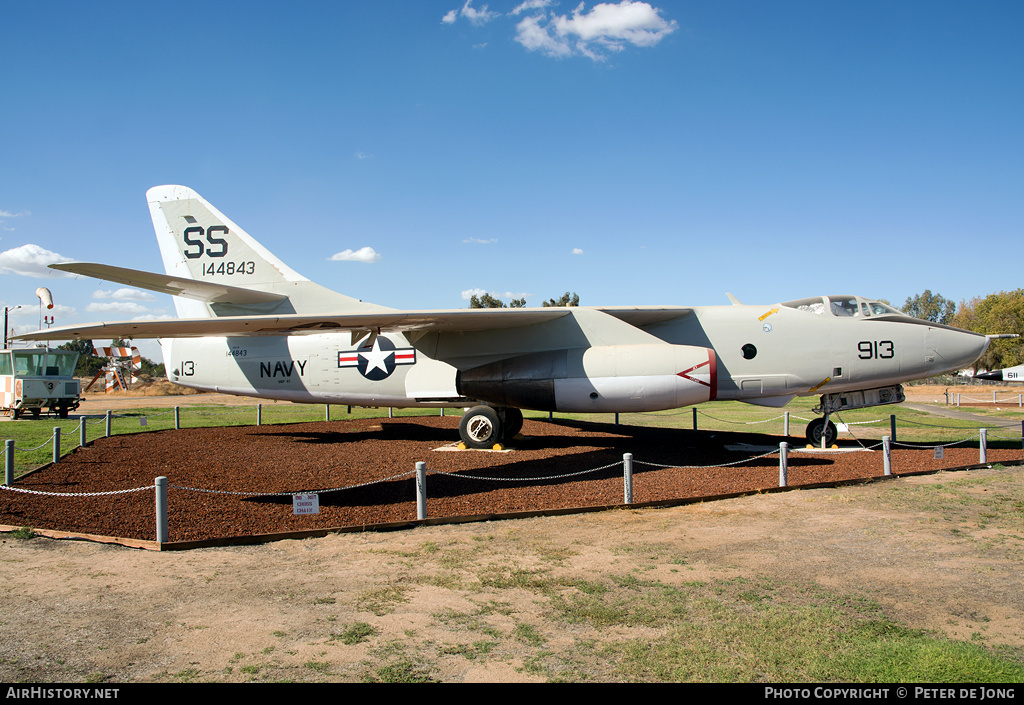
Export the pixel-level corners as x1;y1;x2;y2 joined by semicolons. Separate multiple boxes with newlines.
19;186;992;448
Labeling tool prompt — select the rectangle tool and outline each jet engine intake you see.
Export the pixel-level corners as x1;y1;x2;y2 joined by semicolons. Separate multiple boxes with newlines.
456;344;717;413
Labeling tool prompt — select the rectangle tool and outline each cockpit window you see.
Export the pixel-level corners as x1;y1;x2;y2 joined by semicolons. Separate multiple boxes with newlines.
781;297;827;315
782;296;900;318
828;296;860;317
867;301;901;316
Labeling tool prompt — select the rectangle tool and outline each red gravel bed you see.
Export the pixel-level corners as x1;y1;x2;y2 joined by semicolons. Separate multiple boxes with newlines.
2;417;1022;544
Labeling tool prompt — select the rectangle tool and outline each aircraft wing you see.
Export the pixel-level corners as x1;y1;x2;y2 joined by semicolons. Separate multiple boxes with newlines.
14;306;693;342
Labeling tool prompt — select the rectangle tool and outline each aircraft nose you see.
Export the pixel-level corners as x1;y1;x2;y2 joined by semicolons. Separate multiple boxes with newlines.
933;327;989;371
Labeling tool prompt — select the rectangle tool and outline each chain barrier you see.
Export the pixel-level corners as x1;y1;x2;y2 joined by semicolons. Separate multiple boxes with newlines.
12;431;58;454
635;447;780;470
892;434;981;450
897;417;1019;429
169;467;418;498
0;483;154;498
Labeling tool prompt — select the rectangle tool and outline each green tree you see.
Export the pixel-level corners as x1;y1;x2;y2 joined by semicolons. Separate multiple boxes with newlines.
468;293;526;309
542;292;580;308
902;290;956;324
953;289;1024;372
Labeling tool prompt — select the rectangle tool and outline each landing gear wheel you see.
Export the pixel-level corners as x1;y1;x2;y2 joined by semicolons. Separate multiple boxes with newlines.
500;407;523;441
459;406;502;449
806;417;838;446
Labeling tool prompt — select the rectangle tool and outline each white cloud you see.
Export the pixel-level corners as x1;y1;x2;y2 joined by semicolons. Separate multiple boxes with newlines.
463;237;498;244
514;2;678;61
443;1;500;26
0;209;30;232
6;303;77;319
460;288;531;301
572;248;584;255
329;247;382;263
93;287;157;302
0;244;74;277
512;0;555;15
85;301;151;314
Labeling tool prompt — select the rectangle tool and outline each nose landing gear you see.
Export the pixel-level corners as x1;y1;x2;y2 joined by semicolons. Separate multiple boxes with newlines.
805;416;838;446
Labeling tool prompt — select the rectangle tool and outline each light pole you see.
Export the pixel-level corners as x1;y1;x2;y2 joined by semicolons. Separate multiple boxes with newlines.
3;305;21;349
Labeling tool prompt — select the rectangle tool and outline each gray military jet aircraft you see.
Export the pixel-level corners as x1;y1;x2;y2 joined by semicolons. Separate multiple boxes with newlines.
18;186;992;447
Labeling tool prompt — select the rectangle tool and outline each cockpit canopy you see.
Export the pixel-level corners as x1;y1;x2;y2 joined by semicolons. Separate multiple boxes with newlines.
781;296;902;318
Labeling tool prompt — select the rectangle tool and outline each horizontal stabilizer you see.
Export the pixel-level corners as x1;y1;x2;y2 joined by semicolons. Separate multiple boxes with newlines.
50;262;288;305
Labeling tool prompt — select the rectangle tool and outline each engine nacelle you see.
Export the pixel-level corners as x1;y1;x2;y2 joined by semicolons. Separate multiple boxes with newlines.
457;344;717;413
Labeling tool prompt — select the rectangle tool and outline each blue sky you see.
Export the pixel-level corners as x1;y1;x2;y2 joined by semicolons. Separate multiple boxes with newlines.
2;1;1021;360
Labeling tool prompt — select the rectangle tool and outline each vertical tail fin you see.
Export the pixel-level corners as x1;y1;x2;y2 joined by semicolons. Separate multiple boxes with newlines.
147;185;389;318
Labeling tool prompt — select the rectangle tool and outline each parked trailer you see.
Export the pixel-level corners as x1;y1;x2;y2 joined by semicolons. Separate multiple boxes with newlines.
1;349;82;419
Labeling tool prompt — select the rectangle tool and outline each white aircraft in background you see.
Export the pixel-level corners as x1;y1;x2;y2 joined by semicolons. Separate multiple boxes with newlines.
18;186;992;448
976;364;1024;382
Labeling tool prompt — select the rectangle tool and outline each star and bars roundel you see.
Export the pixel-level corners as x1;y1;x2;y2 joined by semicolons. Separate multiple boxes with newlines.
337;336;416;381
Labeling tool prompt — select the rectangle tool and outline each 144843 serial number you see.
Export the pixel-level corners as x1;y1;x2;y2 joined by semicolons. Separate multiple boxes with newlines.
203;261;255;276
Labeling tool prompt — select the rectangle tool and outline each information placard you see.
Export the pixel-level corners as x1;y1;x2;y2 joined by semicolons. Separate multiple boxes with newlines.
293;494;320;515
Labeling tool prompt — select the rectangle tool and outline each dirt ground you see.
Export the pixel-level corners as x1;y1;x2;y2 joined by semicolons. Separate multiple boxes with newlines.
1;384;1022;683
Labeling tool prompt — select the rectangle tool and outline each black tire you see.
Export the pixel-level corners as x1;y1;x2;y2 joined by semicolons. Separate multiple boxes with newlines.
459;405;502;449
500;407;524;440
806;418;837;446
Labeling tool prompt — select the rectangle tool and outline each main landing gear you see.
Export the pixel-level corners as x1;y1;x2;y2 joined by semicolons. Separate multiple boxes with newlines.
458;405;524;449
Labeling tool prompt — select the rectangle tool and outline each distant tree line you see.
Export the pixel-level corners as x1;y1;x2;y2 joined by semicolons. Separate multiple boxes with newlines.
468;292;580;309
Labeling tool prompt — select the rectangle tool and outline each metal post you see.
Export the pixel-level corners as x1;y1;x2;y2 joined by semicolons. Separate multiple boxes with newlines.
389;407;393;418
79;416;87;448
256;403;262;426
779;442;788;487
980;428;987;464
415;461;427;520
623;453;633;504
174;406;180;430
890;414;897;443
882;435;891;476
784;411;790;437
325;404;330;421
155;476;168;544
52;427;60;464
4;440;13;485
614;412;619;425
105;409;112;437
692;407;697;431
